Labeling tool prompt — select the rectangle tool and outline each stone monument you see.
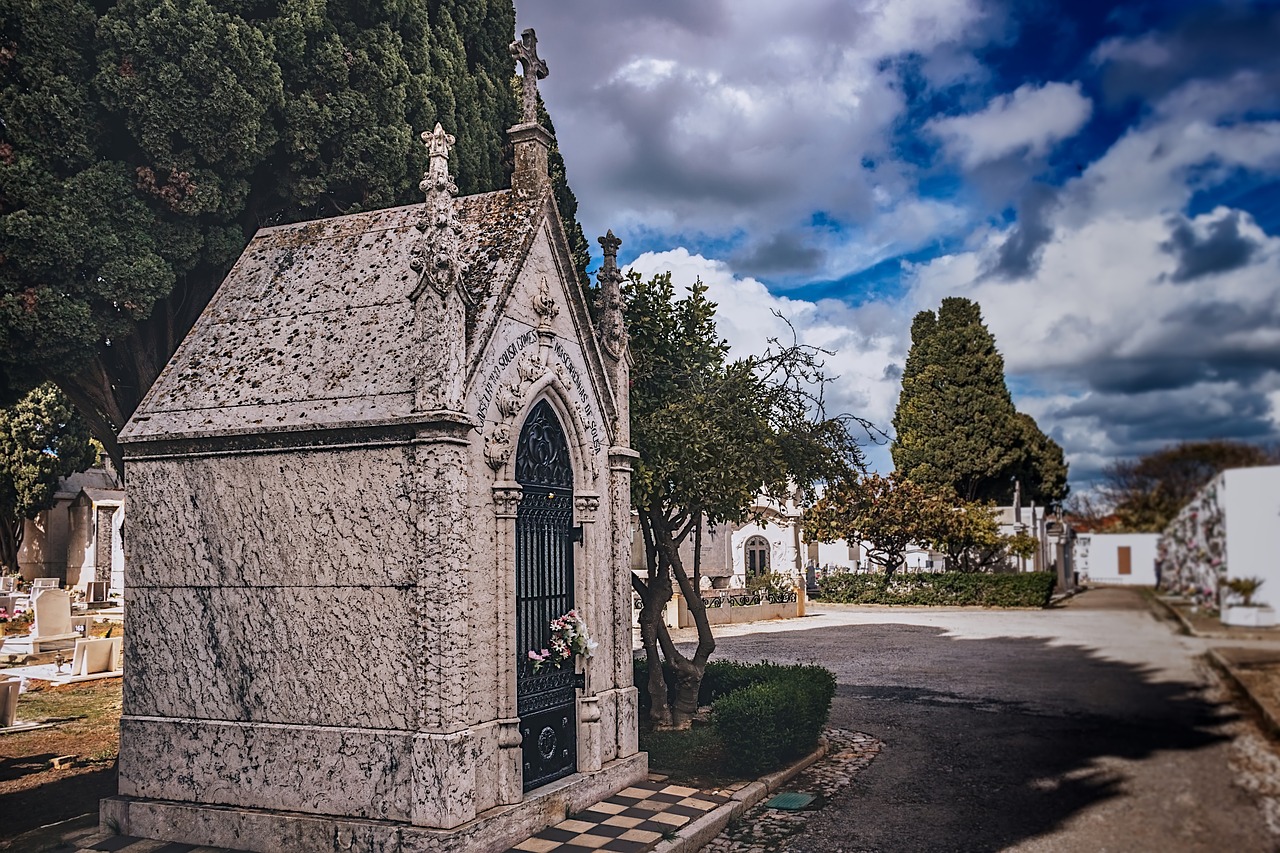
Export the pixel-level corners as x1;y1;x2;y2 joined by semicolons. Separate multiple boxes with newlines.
103;28;644;853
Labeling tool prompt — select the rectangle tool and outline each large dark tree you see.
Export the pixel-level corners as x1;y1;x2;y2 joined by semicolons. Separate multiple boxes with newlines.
627;272;863;727
892;297;1067;505
1102;439;1279;532
0;0;587;470
0;384;97;573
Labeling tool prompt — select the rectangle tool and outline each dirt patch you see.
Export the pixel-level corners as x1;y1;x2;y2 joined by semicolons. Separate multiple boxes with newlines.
0;678;121;845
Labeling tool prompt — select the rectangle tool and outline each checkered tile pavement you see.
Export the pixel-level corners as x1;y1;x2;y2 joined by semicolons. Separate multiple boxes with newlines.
505;776;733;853
63;776;731;853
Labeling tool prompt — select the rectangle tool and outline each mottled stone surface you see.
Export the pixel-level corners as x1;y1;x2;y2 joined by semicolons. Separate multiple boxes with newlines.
102;752;648;853
121;191;544;444
124;585;422;727
118;718;418;820
126;448;415;589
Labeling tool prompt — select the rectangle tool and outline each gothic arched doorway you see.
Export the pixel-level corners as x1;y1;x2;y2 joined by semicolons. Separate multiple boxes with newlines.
515;399;577;790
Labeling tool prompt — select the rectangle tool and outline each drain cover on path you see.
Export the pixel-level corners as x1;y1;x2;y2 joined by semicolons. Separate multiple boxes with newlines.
765;791;815;810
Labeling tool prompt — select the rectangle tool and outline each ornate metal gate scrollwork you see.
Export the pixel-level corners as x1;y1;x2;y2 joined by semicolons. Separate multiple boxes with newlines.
515;399;577;791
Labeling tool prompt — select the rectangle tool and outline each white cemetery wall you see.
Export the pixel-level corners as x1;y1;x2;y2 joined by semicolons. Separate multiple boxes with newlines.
813;540;860;572
67;502;94;588
1222;465;1280;608
19;504;71;582
731;520;798;587
1075;533;1159;585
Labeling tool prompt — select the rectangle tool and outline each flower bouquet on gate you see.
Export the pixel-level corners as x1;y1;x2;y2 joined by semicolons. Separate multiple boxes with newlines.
527;609;599;673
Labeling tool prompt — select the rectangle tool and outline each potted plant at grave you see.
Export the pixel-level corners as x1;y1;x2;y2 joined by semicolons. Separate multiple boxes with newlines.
1221;576;1277;628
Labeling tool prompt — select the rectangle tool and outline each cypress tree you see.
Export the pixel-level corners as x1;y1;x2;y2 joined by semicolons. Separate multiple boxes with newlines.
892;297;1067;504
0;0;590;469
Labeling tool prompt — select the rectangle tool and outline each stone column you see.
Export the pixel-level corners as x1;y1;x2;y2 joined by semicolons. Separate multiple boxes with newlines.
574;493;603;772
608;447;640;760
492;480;524;805
411;418;478;829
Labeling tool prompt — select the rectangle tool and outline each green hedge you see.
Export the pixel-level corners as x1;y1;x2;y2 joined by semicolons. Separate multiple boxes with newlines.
634;658;836;776
818;571;1056;607
712;664;835;775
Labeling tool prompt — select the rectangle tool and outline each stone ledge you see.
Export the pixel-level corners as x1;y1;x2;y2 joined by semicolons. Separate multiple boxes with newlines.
100;751;647;853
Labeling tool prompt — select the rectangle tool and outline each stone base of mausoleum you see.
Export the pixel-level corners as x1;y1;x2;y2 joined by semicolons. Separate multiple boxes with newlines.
99;751;647;853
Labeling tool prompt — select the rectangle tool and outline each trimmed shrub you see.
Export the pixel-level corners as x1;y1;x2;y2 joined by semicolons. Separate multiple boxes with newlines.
710;663;836;776
634;658;837;776
818;571;1055;607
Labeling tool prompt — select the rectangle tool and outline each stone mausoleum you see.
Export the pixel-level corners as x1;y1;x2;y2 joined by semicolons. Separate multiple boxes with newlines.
103;30;645;852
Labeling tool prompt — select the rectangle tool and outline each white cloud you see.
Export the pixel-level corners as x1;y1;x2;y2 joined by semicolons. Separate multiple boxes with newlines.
1269;390;1280;432
926;81;1093;169
904;203;1280;486
518;0;1003;281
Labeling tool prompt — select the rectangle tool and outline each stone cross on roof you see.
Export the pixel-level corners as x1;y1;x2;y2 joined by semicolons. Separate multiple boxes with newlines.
509;28;548;126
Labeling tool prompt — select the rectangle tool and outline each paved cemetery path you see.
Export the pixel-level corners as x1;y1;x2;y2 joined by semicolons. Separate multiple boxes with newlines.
688;588;1280;852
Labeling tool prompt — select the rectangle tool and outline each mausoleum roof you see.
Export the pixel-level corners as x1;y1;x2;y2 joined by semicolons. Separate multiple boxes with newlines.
121;188;547;445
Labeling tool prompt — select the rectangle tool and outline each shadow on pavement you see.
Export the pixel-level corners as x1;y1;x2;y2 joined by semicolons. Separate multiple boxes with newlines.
699;623;1242;852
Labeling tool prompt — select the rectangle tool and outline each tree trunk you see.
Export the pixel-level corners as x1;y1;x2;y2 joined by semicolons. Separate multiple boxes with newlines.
0;517;21;576
633;522;673;726
50;286;208;480
651;509;715;729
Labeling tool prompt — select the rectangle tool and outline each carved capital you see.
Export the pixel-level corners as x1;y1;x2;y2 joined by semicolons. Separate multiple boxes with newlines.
574;494;601;521
578;695;601;723
493;483;524;517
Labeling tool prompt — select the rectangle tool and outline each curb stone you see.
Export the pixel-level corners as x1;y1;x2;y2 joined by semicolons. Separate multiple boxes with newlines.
654;728;883;853
1207;648;1280;739
649;739;829;853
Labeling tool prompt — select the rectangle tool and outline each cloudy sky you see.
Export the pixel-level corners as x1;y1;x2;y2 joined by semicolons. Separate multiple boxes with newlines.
515;0;1280;494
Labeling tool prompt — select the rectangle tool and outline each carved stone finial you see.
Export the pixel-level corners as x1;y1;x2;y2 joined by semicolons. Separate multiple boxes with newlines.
424;122;455;161
509;28;548;126
410;123;465;300
599;230;621;264
596;231;626;360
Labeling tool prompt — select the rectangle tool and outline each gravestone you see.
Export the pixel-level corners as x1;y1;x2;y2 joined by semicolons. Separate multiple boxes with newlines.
27;587;77;652
103;28;643;853
14;584;78;650
0;676;18;728
86;581;110;608
71;636;123;677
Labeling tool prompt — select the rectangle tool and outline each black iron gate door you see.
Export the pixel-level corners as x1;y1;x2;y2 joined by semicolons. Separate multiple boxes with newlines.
515;399;577;791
